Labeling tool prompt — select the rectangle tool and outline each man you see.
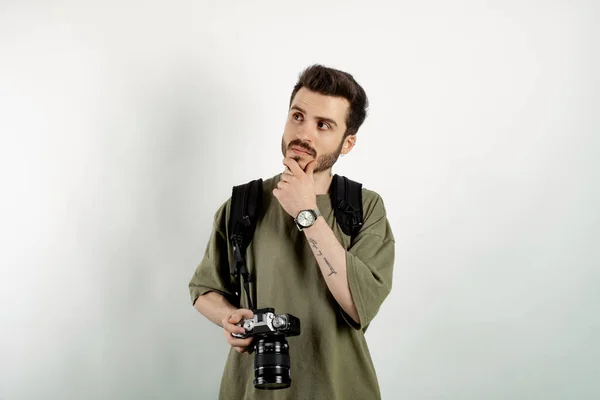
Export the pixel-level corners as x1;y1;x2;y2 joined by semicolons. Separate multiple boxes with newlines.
189;64;395;399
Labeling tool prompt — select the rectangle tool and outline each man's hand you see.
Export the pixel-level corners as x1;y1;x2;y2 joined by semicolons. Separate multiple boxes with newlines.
273;157;318;217
221;308;254;353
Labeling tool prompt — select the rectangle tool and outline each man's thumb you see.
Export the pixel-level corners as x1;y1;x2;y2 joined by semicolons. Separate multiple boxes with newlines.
230;309;253;323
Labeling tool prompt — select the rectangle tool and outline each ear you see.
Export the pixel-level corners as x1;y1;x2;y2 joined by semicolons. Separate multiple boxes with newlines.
341;135;357;155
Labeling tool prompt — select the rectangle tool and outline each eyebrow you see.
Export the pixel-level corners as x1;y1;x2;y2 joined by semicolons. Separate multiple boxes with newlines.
290;105;338;127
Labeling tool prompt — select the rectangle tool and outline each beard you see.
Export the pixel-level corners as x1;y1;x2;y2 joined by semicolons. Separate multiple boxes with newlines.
281;138;344;174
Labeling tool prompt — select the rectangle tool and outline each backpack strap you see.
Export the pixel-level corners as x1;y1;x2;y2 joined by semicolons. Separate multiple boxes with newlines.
228;178;262;310
331;174;363;239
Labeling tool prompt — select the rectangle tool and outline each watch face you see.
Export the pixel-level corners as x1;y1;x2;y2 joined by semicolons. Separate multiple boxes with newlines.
297;210;315;227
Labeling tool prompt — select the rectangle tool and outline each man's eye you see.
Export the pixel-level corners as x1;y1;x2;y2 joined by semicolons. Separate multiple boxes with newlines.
318;121;330;130
293;113;303;121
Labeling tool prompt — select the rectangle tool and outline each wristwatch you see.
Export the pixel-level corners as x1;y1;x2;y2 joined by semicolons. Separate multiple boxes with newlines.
294;208;322;231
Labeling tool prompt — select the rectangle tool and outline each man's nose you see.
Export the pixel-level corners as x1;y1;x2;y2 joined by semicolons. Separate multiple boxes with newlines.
296;123;316;142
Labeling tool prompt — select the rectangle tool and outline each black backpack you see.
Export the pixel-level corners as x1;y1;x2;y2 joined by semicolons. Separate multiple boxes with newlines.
228;174;363;309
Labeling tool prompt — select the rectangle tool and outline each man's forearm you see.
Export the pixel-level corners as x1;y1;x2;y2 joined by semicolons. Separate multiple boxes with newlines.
303;217;360;324
193;291;237;327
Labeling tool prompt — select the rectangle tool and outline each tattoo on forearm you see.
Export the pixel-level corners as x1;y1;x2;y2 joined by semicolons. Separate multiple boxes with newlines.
308;238;337;275
308;238;321;255
324;257;337;276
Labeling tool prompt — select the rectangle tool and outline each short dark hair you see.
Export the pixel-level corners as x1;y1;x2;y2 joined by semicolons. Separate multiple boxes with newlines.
289;64;369;138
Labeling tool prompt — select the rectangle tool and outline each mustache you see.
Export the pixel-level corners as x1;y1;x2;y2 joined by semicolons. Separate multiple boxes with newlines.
288;140;317;157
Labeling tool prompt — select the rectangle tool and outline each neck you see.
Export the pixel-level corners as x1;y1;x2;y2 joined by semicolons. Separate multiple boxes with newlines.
313;169;334;195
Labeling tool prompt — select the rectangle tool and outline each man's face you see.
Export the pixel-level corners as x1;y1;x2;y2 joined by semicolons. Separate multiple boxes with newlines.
281;88;355;173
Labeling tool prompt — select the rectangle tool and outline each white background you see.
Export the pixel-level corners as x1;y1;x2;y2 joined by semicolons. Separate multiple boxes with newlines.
1;1;599;399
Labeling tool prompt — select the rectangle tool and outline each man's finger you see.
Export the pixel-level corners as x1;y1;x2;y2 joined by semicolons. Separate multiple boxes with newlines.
223;321;246;335
280;173;293;183
227;335;253;348
276;181;288;190
283;157;304;175
224;328;252;342
228;309;254;324
304;160;317;176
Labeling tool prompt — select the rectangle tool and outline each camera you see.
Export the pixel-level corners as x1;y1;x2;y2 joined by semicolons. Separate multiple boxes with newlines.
232;307;301;390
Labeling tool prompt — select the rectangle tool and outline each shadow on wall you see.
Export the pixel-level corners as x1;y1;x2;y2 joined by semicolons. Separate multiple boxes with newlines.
68;66;238;399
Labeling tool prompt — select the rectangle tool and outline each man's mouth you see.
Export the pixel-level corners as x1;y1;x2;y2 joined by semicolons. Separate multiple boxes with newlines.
290;147;314;157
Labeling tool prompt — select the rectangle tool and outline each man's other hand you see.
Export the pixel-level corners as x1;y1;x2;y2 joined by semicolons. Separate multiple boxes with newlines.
221;308;254;353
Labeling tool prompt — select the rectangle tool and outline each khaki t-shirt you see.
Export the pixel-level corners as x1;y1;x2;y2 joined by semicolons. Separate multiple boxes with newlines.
189;174;395;400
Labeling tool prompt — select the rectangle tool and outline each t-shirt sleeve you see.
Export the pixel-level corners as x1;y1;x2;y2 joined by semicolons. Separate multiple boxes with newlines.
188;200;240;307
341;191;395;331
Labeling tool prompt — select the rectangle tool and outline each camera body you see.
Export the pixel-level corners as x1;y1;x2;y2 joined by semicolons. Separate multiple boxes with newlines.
232;307;300;339
232;307;301;390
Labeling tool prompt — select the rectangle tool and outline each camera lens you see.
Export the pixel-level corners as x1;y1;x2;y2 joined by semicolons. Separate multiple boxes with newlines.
253;334;291;390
